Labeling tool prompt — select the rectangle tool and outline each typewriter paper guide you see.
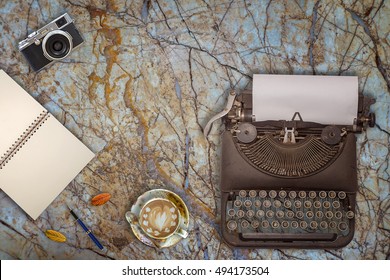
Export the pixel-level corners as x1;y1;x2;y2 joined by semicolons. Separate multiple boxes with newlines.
0;70;95;220
253;74;359;125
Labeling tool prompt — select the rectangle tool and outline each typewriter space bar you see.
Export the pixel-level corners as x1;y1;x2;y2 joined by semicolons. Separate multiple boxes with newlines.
241;233;337;241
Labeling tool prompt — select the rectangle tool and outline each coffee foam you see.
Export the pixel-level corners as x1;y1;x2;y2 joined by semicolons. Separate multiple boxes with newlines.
140;199;179;238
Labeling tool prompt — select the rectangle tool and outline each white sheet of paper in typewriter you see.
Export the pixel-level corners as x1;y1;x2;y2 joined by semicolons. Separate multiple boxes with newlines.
252;74;359;125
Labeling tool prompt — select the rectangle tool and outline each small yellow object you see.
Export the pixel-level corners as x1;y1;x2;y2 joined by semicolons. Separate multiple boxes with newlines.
45;230;67;243
91;193;111;206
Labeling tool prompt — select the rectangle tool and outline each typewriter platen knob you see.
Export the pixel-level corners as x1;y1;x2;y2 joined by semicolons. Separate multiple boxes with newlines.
236;123;257;143
321;126;342;145
357;112;376;128
368;113;376;127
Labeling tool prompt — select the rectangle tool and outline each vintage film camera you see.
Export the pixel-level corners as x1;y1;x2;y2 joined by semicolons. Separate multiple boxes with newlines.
18;13;83;72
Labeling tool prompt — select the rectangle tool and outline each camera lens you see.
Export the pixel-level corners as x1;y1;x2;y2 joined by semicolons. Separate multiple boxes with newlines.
42;30;73;61
47;35;69;57
55;17;67;28
53;41;63;51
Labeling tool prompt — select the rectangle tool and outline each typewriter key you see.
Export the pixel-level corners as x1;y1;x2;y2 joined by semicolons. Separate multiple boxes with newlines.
313;201;321;209
306;211;314;219
320;221;328;229
284;200;292;208
335;211;343;219
325;211;333;219
300;221;308;229
241;220;249;228
249;190;257;198
329;191;336;199
298;191;307;199
244;200;252;208
259;190;267;198
269;190;277;199
338;191;346;199
276;210;285;219
286;211;294;219
309;191;317;199
332;201;340;209
291;221;298;229
281;221;289;228
310;221;318;229
256;210;265;218
294;201;302;208
251;220;260;229
329;221;337;229
316;211;324;219
234;200;242;208
266;210;274;218
273;200;282;208
261;220;270;228
289;191;297;199
254;200;261;208
338;222;348;231
237;210;245;218
271;221;280;229
296;211;304;219
346;211;355;219
323;201;331;209
304;201;312;208
319;191;327;199
227;220;237;231
228;209;236;217
279;190;287;199
239;190;247;198
263;200;271;208
246;210;255;218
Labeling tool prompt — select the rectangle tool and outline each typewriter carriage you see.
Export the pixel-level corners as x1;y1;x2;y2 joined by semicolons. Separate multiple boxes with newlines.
224;90;375;178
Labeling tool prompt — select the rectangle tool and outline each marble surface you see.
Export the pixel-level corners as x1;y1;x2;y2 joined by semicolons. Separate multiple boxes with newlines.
0;0;389;260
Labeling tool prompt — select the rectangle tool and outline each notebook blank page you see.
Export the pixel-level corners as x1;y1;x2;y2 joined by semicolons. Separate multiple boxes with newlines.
0;115;94;219
0;70;45;156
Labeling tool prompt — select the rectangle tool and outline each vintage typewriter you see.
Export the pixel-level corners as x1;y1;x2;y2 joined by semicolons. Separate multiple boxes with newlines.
205;75;375;248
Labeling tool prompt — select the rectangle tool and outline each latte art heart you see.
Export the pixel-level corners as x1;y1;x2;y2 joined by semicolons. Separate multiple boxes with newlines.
148;206;176;231
139;199;180;238
154;211;167;231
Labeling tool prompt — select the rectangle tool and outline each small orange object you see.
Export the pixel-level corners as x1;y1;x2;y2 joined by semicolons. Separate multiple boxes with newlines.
91;193;111;206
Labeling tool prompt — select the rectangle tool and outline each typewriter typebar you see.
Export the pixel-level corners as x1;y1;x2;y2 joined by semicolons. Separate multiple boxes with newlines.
221;90;375;248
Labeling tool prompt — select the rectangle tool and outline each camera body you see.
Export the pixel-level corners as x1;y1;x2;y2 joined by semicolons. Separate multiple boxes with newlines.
18;13;83;72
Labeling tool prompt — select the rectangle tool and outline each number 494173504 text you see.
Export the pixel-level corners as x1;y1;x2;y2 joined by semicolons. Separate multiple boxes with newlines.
215;267;269;276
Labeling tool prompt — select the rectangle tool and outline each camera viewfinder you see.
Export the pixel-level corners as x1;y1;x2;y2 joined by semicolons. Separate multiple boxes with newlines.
55;17;67;28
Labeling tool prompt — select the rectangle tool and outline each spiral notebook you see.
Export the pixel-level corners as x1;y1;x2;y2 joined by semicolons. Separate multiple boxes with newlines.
0;70;94;219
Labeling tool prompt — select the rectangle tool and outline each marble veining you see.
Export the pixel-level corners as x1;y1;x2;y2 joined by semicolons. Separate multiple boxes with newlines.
0;0;389;259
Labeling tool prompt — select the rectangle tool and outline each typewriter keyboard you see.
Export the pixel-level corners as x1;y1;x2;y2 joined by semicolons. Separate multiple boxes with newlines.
225;190;353;241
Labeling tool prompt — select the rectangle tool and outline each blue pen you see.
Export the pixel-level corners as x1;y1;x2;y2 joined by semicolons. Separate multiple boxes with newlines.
68;206;104;250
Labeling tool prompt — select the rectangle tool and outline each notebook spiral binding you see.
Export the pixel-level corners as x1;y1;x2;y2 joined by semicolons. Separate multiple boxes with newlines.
0;110;50;169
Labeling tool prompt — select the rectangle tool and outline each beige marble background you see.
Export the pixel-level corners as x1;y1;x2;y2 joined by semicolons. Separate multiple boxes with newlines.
0;0;389;259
